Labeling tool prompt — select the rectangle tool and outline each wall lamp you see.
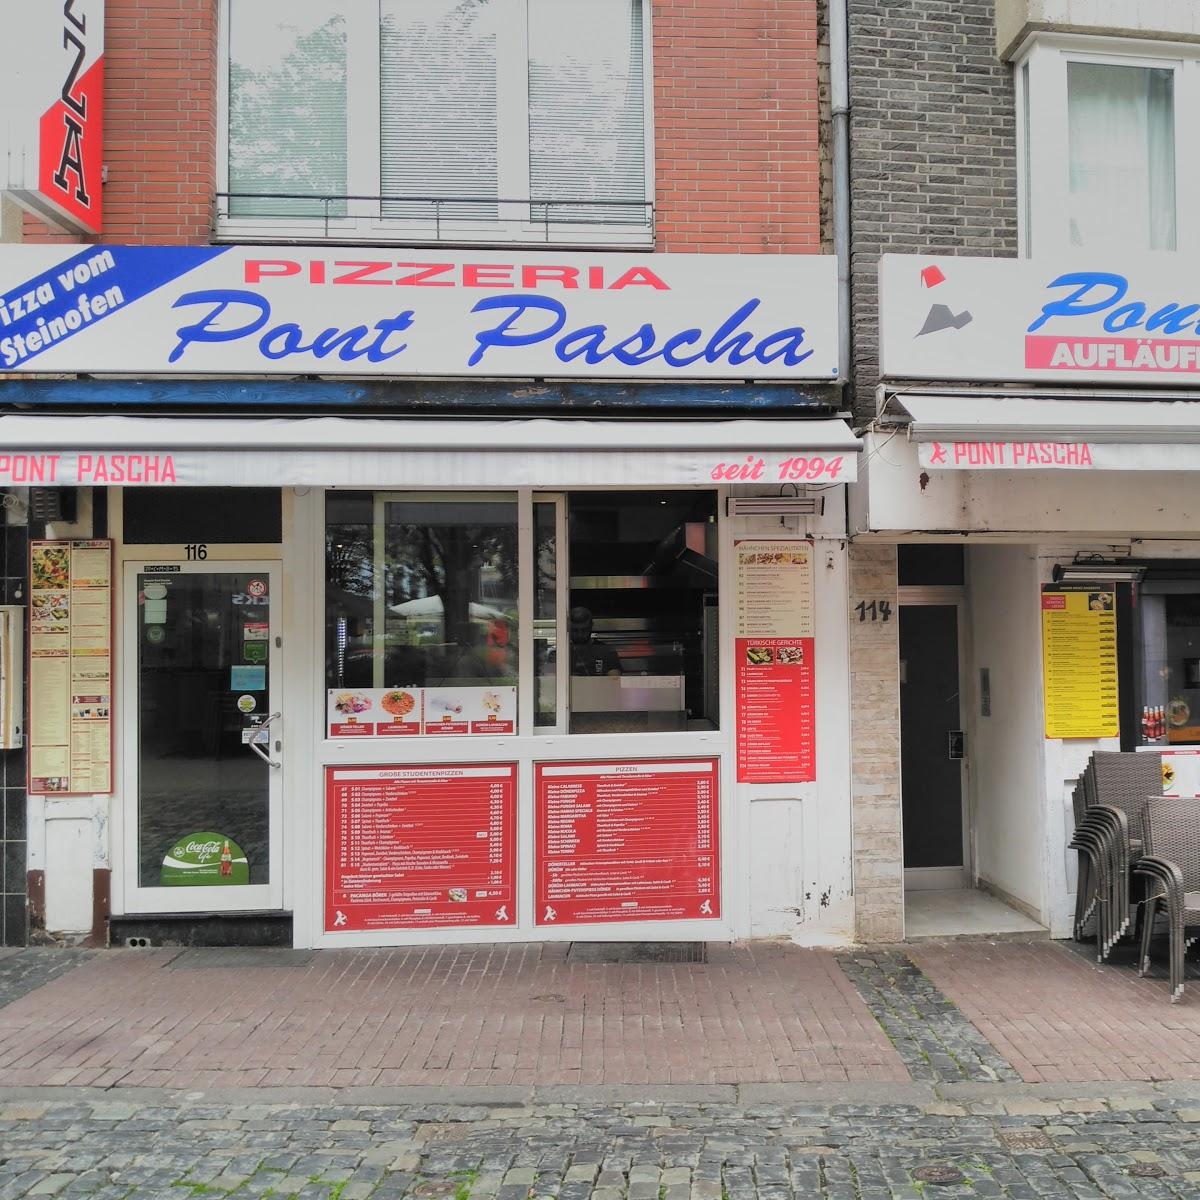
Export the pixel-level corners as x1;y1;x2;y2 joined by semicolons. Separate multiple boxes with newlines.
1052;561;1146;584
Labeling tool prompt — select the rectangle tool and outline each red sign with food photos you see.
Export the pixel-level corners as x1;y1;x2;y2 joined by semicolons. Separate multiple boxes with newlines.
535;758;720;925
734;636;816;783
325;763;516;932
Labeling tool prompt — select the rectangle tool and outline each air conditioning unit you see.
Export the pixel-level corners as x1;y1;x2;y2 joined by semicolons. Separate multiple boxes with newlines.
726;495;825;517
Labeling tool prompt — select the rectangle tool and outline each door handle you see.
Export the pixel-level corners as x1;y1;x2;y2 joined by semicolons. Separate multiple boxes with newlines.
248;711;282;770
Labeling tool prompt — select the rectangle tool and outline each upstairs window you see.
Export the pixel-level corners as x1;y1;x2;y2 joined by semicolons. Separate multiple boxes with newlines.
1016;37;1197;257
1066;61;1175;251
220;0;653;247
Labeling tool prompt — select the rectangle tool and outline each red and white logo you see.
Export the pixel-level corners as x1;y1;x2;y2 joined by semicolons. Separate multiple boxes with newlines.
1;1;104;235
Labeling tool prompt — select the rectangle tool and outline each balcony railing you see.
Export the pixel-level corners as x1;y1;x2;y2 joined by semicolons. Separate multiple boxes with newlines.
213;192;655;248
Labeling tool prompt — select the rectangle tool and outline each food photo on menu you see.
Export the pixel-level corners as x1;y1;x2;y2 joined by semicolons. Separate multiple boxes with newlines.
381;689;417;718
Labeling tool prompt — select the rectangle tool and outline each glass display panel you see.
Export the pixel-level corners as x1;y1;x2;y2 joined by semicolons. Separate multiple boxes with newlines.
566;491;719;734
137;570;271;886
325;494;518;737
1141;591;1200;745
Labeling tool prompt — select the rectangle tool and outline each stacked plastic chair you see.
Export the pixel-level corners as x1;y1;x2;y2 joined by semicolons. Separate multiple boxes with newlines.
1135;796;1200;1003
1069;751;1163;961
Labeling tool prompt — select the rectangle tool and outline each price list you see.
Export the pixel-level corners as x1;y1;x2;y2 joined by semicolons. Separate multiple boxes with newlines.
535;758;720;925
1041;589;1118;739
733;540;816;783
325;763;516;931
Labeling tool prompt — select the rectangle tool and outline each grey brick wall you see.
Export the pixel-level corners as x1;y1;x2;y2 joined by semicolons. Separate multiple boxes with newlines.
847;0;1019;421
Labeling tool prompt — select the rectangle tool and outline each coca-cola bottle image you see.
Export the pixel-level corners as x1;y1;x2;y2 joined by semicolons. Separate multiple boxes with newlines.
220;840;232;877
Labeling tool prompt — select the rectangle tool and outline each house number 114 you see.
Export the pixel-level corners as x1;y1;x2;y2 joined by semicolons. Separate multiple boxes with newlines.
855;600;892;623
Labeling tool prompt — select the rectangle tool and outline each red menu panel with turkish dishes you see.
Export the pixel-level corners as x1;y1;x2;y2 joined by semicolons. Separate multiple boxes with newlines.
325;763;516;932
535;758;720;926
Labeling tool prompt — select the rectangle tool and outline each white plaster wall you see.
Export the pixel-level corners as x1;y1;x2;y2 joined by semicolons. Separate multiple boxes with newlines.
965;545;1046;916
998;0;1200;57
734;489;854;944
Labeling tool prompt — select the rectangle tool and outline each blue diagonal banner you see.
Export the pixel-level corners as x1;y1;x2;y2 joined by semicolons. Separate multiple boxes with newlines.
0;245;229;370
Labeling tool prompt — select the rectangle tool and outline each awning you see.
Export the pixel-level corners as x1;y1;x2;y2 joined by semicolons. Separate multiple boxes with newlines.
893;394;1200;471
0;415;861;488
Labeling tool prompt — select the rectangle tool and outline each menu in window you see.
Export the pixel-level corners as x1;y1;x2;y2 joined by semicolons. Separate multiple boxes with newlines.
535;758;720;925
733;540;816;783
28;540;113;795
324;763;517;931
326;686;516;737
1041;588;1118;739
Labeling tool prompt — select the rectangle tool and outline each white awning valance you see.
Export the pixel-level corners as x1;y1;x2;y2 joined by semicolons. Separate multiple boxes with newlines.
894;394;1200;471
0;415;861;488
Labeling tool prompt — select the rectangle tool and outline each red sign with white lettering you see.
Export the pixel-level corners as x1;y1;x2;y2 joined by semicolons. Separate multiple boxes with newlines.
324;763;516;932
534;758;720;926
735;637;816;783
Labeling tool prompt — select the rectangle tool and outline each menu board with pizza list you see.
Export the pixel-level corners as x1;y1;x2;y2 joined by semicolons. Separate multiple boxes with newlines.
734;540;816;783
1041;588;1118;739
535;758;720;925
325;763;516;932
28;540;113;795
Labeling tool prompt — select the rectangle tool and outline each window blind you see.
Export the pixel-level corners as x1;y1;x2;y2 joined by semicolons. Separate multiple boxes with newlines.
528;0;646;225
1067;62;1176;253
380;0;500;222
227;1;348;218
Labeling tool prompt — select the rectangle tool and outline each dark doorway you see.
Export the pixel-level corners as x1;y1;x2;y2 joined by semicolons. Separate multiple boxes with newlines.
900;605;964;876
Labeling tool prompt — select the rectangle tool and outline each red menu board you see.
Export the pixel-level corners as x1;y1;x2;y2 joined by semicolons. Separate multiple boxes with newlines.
325;763;516;932
735;638;816;781
734;541;817;783
535;758;720;925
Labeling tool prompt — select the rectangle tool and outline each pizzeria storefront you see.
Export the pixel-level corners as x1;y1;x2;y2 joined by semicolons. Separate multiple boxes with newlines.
0;245;863;948
853;253;1200;940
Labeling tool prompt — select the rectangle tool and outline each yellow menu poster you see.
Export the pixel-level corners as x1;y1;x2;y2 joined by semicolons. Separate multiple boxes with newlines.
1041;588;1118;739
29;540;113;794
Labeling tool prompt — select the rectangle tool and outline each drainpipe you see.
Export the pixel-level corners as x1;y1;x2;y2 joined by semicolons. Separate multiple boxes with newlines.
830;0;851;389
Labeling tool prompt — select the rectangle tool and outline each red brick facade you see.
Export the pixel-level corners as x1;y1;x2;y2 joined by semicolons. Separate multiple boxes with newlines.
25;0;821;255
653;0;821;253
24;0;217;245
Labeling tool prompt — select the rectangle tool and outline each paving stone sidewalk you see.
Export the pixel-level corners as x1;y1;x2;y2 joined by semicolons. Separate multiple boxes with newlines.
4;1085;1200;1199
0;945;907;1089
2;938;1200;1092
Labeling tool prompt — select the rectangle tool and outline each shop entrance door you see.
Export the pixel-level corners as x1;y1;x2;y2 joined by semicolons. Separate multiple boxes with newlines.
900;598;967;889
121;561;283;913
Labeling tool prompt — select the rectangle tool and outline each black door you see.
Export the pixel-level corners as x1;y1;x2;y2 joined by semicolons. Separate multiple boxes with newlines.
900;605;963;871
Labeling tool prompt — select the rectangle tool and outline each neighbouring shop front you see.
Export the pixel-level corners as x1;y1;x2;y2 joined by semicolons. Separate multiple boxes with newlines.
852;252;1200;940
0;244;863;948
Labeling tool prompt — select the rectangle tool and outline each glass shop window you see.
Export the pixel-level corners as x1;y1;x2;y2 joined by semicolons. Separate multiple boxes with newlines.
323;490;719;738
1139;585;1200;746
563;491;719;734
325;493;519;735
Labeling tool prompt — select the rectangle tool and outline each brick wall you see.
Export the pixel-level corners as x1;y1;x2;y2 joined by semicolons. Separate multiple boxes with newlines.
847;0;1019;419
24;1;818;255
653;0;821;253
24;0;217;246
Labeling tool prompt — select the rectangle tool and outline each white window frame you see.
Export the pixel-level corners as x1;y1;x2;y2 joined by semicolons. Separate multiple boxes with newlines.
215;0;656;249
1014;33;1200;258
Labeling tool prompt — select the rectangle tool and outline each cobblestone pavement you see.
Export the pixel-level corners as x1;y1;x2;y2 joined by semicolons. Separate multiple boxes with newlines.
4;1085;1200;1199
836;952;1020;1084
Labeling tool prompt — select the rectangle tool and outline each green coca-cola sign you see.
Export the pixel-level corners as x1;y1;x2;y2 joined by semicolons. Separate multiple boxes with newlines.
161;832;249;886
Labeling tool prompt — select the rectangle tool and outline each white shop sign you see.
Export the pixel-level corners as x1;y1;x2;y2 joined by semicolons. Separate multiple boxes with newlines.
0;246;839;380
880;254;1200;385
